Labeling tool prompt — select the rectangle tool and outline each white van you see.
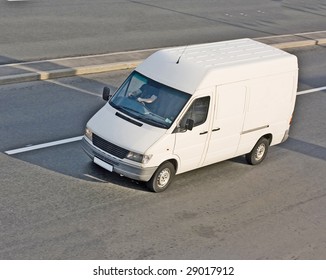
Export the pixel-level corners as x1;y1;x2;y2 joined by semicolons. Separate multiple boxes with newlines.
82;38;298;192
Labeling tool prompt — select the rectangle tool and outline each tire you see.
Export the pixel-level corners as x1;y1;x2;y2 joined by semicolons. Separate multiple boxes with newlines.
245;137;270;165
146;162;175;193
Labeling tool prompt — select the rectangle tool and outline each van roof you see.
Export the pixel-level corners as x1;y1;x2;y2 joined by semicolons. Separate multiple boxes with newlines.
136;38;298;94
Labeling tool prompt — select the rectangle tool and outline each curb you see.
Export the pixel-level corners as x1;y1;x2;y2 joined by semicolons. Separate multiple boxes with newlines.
1;31;325;86
0;60;143;85
256;31;326;49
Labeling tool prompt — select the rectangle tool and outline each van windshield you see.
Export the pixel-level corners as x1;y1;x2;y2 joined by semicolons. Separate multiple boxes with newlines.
109;71;191;128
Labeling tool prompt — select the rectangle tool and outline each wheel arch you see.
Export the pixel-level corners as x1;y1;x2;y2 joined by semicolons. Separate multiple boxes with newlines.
166;158;178;173
262;133;273;145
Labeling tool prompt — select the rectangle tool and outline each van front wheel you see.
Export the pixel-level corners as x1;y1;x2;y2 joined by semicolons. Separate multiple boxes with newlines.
245;137;269;165
146;162;175;193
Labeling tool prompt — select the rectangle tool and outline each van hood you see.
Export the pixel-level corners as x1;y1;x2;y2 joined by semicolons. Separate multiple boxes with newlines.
87;103;166;154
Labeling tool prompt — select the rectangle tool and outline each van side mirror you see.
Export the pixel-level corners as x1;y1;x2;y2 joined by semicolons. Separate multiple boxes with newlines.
173;118;194;133
184;119;194;131
102;87;112;101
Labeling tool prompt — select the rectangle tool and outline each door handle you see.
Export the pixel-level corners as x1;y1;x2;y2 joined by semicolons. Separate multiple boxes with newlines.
200;131;208;135
212;128;220;132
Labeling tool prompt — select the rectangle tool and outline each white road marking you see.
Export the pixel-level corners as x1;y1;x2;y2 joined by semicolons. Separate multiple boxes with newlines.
47;80;101;97
3;86;325;156
297;86;326;95
5;136;83;155
83;174;108;183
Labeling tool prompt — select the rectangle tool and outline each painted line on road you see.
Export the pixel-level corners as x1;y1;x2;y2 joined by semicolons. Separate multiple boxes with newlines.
3;86;325;156
297;86;326;95
84;174;108;183
4;136;83;155
47;80;101;97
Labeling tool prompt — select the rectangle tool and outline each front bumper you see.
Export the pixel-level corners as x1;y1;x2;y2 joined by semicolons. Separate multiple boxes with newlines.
281;128;290;143
81;137;156;182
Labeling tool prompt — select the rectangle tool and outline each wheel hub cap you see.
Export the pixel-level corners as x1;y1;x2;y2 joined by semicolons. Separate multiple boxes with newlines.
255;143;266;161
157;168;170;188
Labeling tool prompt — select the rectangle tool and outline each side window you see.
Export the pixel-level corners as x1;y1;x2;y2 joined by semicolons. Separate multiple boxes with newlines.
180;96;210;127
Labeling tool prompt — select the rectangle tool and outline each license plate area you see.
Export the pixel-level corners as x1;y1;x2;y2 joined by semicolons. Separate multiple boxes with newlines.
94;157;113;172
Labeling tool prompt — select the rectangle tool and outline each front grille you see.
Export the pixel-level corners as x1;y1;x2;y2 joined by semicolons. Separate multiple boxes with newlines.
92;134;129;159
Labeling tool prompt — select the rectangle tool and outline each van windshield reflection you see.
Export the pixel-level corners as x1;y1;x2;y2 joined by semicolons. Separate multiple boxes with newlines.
109;71;191;128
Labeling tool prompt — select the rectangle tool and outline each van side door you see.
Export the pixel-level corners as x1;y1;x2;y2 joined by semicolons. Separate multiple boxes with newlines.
173;91;213;173
203;83;247;166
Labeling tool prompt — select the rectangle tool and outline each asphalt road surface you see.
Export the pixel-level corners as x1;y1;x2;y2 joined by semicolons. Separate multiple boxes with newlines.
1;0;326;63
0;45;325;259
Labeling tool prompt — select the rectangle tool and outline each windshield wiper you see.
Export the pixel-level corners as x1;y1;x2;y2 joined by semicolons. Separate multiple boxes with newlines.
139;116;169;128
112;104;141;116
111;103;168;128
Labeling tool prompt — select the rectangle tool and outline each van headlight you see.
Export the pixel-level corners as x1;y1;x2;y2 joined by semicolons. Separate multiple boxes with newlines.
126;151;152;164
85;127;93;141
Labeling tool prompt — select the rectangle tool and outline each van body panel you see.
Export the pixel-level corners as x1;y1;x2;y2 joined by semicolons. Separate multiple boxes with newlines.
138;39;298;93
204;83;247;166
145;133;179;168
198;55;297;89
173;89;214;173
87;103;166;154
136;50;207;95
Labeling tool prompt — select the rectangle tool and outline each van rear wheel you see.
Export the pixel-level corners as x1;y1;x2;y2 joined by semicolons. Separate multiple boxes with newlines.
246;137;269;165
146;162;175;193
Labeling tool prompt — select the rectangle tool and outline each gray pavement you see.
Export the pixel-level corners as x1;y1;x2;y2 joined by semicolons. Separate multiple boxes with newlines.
2;0;326;65
1;31;326;86
0;45;325;259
